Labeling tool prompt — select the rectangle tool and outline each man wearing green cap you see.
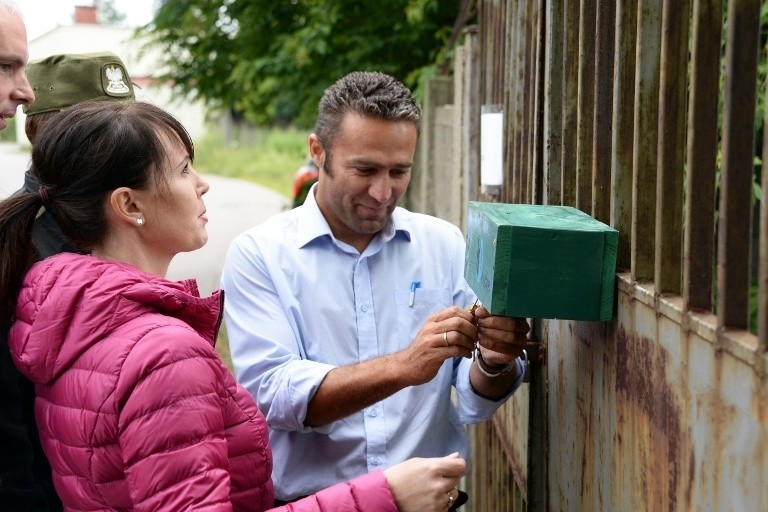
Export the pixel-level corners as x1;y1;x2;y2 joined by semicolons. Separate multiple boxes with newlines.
18;51;135;256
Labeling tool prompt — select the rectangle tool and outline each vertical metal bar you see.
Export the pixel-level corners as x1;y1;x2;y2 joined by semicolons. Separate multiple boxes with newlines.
488;0;501;104
480;0;488;104
591;0;616;224
654;0;691;295
531;0;545;206
717;0;760;330
561;2;580;207
513;0;531;203
527;2;546;505
482;0;504;106
506;0;519;202
684;0;720;311
511;0;526;203
760;120;767;348
631;0;662;282
497;0;508;104
576;0;596;212
522;0;537;204
611;0;639;271
497;0;508;201
544;0;564;206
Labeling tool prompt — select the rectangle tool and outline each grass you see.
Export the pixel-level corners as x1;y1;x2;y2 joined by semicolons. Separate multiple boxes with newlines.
192;126;308;199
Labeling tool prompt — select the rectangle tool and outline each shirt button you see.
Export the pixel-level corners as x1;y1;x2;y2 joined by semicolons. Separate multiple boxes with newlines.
372;458;381;466
369;409;378;417
361;305;368;312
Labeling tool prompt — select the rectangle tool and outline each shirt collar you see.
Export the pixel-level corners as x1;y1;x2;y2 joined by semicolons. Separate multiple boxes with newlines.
296;183;413;249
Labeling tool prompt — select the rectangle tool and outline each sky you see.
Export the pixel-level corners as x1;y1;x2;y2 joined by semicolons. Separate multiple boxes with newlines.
18;0;158;40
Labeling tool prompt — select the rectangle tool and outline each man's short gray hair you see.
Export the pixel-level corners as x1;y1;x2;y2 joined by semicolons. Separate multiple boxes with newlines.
314;71;421;166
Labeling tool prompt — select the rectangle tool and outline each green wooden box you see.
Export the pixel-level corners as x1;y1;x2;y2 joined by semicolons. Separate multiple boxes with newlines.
464;202;619;321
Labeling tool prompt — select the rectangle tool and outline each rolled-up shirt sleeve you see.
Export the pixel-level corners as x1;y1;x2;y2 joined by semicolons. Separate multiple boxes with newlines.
454;356;525;423
221;234;336;434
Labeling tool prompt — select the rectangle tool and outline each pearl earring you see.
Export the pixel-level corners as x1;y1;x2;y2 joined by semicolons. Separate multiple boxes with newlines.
136;218;144;226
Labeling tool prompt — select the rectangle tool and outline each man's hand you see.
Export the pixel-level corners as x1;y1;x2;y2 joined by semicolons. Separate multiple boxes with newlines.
472;305;529;366
396;306;478;386
306;307;479;426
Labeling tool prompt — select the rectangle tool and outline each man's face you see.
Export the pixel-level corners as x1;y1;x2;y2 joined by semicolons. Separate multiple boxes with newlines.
0;9;34;131
310;112;417;252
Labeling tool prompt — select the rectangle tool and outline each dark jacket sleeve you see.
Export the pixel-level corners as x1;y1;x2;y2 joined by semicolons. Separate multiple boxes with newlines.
0;329;62;511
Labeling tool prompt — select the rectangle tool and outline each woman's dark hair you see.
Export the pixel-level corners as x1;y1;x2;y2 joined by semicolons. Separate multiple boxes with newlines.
0;100;194;322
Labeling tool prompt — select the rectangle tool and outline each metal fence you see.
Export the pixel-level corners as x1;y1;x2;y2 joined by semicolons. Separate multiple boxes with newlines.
406;0;768;510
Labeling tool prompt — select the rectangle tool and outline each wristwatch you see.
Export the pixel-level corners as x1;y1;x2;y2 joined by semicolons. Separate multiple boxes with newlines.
473;347;516;378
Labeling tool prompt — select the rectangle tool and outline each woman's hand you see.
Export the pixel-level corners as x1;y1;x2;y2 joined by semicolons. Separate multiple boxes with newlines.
383;453;466;511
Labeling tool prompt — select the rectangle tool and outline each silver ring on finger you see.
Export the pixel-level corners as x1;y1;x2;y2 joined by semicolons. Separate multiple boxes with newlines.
448;490;456;508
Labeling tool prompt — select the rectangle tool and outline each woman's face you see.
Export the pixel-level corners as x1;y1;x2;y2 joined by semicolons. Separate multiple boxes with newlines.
137;129;210;258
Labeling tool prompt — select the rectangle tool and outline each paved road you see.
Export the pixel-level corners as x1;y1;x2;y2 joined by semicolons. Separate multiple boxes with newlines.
0;141;289;295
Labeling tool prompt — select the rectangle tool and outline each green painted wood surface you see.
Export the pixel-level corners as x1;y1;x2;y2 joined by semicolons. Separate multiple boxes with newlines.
465;202;619;320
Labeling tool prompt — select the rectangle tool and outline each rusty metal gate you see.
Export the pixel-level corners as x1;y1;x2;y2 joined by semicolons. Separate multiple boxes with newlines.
406;0;768;510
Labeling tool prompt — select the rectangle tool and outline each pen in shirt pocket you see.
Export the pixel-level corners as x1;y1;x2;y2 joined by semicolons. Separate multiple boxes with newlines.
408;281;421;307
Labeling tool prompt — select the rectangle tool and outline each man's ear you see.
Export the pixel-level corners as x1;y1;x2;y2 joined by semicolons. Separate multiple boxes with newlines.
308;133;325;171
107;187;144;226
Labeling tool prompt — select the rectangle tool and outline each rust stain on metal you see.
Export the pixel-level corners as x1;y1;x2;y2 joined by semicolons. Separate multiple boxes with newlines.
615;325;691;510
492;414;527;496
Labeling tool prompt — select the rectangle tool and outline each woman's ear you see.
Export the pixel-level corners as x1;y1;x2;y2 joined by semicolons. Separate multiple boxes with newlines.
107;187;144;227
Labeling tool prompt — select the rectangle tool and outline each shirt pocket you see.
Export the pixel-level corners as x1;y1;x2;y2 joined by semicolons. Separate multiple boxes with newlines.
394;287;452;346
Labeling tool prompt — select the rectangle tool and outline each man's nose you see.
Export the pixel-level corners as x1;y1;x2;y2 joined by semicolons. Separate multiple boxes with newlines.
369;175;392;203
12;74;35;106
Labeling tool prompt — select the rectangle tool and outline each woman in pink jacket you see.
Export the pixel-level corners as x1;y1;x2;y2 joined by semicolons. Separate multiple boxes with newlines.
0;100;465;511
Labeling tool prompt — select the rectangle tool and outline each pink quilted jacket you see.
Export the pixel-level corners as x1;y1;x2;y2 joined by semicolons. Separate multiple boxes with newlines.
9;253;396;512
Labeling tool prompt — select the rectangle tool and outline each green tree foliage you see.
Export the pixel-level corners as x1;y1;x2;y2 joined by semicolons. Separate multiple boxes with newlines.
140;0;469;127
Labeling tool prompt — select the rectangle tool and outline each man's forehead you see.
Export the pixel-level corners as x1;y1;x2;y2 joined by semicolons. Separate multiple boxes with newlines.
0;9;28;63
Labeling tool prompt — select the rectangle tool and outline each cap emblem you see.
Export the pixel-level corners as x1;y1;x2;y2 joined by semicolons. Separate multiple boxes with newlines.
105;65;130;94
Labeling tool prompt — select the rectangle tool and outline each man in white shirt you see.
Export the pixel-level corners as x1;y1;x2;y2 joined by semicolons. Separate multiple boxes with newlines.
222;71;530;504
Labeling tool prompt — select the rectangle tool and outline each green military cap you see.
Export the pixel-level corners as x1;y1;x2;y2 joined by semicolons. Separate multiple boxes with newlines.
23;51;135;115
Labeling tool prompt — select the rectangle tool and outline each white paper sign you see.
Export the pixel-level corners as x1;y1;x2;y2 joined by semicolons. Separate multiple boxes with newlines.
480;111;504;187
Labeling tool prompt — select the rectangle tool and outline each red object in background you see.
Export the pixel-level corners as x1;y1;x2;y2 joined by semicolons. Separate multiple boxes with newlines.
291;158;319;205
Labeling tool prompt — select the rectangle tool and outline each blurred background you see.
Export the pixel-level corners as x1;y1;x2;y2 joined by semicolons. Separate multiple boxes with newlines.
6;0;471;206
